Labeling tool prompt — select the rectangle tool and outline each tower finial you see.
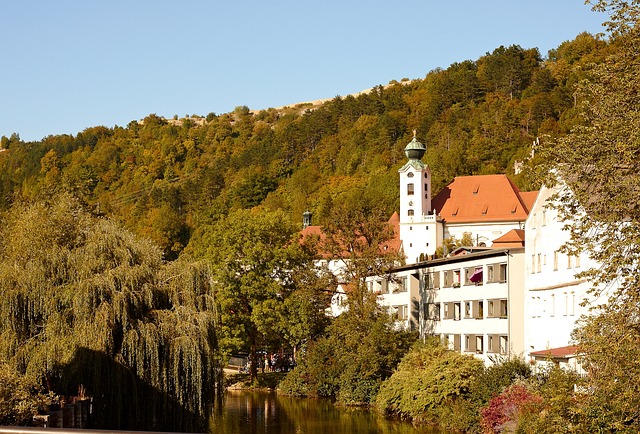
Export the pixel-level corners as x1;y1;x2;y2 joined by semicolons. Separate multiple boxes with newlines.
413;129;417;138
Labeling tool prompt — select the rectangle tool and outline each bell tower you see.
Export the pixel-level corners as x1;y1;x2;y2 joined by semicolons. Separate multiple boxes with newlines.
399;131;431;220
398;132;441;264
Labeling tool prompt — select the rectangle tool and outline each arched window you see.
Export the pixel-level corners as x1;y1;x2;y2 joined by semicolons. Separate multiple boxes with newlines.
407;183;414;195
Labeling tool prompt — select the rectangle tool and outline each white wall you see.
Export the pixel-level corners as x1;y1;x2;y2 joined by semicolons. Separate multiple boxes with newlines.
523;184;606;360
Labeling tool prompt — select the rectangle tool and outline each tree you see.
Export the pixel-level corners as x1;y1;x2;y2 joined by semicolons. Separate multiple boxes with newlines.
320;194;405;312
0;192;221;431
539;1;640;430
192;208;319;382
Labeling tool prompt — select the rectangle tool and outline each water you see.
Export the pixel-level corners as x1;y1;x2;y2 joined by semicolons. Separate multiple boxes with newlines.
210;391;441;434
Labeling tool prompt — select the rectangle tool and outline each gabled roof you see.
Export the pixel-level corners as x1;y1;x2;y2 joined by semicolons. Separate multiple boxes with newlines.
432;174;537;223
492;229;525;248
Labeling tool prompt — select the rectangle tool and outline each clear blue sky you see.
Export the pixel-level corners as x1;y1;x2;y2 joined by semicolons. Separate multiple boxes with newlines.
0;1;607;142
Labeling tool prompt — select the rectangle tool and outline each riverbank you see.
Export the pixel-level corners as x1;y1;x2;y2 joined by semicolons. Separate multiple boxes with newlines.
224;371;288;391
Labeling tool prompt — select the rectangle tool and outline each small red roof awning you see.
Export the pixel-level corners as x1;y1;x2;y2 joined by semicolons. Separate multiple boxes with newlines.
530;345;579;359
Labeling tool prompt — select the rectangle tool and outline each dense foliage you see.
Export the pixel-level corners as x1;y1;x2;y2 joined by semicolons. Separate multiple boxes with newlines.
0;362;55;425
188;208;329;382
278;291;416;405
375;342;485;423
1;2;637;430
0;193;222;430
536;0;640;432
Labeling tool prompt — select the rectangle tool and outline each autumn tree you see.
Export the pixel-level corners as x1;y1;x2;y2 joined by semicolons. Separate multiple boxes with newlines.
320;192;405;312
539;1;640;430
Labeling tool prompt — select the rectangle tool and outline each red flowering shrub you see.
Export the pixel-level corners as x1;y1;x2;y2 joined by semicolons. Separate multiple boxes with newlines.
480;383;542;433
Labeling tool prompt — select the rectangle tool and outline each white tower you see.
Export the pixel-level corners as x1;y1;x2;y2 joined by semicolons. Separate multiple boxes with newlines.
398;132;442;264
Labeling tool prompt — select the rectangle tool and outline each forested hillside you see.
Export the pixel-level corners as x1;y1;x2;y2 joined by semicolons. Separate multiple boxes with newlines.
0;32;611;259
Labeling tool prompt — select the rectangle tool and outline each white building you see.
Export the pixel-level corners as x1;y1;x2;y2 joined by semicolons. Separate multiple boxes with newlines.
373;248;526;364
397;134;535;265
523;183;608;371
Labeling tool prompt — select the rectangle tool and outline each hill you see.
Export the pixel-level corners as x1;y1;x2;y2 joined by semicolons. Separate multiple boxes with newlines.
0;32;611;259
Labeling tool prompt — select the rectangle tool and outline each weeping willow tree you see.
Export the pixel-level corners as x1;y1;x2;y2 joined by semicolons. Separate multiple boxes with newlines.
0;192;222;431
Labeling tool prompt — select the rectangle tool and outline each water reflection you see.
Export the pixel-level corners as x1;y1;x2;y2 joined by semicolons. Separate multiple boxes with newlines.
210;391;441;434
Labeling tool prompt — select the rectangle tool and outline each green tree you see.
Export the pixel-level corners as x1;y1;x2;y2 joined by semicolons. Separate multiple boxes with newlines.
192;208;318;382
539;1;640;431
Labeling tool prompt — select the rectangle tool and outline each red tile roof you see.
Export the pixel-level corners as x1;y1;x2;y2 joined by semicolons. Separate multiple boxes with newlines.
432;174;537;223
530;345;579;359
492;229;525;248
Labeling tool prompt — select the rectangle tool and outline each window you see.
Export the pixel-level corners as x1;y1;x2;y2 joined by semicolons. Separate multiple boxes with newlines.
500;299;507;318
407;183;415;195
408;209;414;216
454;302;461;321
499;336;508;355
407;172;414;178
531;254;536;274
425;303;440;321
499;264;507;282
453;334;461;351
554;251;559;271
443;270;453;287
487;299;507;318
394;277;408;293
424;272;440;289
570;292;575;316
537;254;542;273
464;267;482;286
465;301;472;319
443;302;453;320
474;300;484;319
476;336;484;354
393;305;409;321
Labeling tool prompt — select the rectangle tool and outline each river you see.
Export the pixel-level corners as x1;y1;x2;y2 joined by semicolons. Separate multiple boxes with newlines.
210;391;442;434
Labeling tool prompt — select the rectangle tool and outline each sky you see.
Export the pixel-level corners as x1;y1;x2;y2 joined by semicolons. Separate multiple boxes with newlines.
0;1;608;142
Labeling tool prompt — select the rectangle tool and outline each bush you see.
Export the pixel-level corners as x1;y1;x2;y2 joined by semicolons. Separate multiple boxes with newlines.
480;382;542;433
279;296;417;405
0;362;56;425
375;341;484;423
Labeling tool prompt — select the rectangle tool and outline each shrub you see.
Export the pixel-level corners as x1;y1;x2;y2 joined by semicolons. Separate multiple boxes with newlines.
375;342;484;423
480;382;542;433
0;362;56;425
